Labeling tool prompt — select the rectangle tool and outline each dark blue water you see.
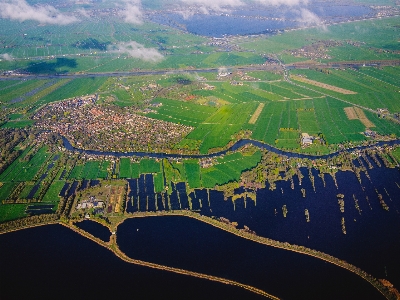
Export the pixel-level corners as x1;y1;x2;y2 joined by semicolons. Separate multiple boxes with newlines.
204;166;400;288
117;216;384;300
25;203;55;215
75;220;111;242
0;225;265;299
78;179;89;191
93;148;400;290
59;182;70;197
67;181;78;198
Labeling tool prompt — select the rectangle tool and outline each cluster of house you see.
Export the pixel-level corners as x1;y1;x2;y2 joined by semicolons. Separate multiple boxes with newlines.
199;158;215;168
34;97;193;152
33;95;97;119
301;133;314;146
202;83;215;90
76;196;104;211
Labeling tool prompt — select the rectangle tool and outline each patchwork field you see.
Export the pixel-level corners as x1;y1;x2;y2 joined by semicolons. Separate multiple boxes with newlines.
344;107;375;128
291;75;357;95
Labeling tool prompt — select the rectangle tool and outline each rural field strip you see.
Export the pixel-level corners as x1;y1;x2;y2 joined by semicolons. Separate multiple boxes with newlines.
283;69;390;119
290;75;357;95
249;103;265;124
276;96;325;101
331;71;382;93
354;69;400;90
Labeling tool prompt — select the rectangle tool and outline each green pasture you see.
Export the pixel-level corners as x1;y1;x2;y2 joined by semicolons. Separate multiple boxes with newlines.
240;16;400;62
0;182;19;201
201;150;262;188
184;160;201;189
0;147;49;182
185;102;258;153
18;183;35;199
153;173;165;193
68;164;84;180
81;161;101;180
42;180;65;202
139;159;161;174
0;204;27;223
98;161;110;179
118;159;141;179
40;77;106;103
147;98;217;126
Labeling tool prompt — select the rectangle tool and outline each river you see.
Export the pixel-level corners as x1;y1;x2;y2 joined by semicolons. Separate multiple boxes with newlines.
62;135;400;160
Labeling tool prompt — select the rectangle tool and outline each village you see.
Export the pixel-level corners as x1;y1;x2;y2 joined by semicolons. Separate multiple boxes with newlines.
33;96;193;152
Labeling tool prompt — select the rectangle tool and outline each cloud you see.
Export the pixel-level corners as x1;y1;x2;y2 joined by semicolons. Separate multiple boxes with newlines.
296;8;326;29
254;0;308;6
0;0;79;25
0;53;13;61
108;41;164;62
120;0;143;24
179;0;244;14
178;0;311;16
76;8;90;18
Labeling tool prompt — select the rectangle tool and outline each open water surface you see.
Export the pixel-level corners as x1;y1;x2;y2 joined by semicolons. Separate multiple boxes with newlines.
124;163;400;289
75;220;111;242
0;225;266;299
150;3;373;37
117;216;384;300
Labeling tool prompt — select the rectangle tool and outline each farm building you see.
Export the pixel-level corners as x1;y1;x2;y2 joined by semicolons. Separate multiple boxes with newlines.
301;133;313;146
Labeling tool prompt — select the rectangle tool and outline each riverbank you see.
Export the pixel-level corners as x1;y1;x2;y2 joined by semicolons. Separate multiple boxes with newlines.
62;135;400;160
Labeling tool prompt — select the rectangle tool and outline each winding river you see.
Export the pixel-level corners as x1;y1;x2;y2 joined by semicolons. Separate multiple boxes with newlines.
62;136;400;159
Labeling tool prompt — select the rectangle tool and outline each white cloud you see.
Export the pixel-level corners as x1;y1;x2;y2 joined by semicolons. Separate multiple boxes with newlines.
108;41;164;62
255;0;308;6
180;0;244;14
0;53;13;61
76;8;90;18
178;0;312;17
0;0;79;25
120;0;143;24
296;8;326;29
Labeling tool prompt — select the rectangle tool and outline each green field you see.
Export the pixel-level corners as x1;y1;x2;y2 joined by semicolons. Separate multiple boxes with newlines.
0;147;50;182
81;161;101;180
68;164;84;180
146;98;217;126
98;161;110;179
139;159;161;174
0;204;27;222
201;151;262;188
18;183;35;199
239;16;400;63
186;102;258;153
153;173;165;193
39;78;106;104
0;182;19;201
42;181;65;202
184;160;202;189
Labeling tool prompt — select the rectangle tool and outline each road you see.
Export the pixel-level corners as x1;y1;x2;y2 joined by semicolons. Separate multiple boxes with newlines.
1;60;399;81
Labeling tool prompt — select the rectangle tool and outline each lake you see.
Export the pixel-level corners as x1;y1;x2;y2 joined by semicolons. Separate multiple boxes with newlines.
0;224;266;299
117;216;384;299
150;3;374;37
